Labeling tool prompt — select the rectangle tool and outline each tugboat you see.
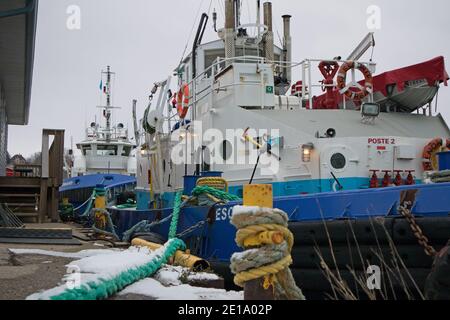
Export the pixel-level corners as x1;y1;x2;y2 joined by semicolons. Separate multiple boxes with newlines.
110;1;450;298
60;66;136;212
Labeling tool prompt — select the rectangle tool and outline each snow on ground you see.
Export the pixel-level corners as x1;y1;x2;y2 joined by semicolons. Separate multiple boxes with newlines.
119;278;243;300
12;247;242;300
9;248;120;259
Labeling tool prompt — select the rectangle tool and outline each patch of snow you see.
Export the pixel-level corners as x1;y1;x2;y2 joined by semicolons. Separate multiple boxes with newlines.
10;248;120;259
232;205;262;217
66;246;155;277
187;272;220;282
154;266;184;286
154;266;220;286
26;245;168;300
119;278;243;300
23;243;238;301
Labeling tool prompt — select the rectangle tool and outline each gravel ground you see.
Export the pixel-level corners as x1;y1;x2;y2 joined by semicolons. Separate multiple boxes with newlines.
0;248;74;300
0;230;119;301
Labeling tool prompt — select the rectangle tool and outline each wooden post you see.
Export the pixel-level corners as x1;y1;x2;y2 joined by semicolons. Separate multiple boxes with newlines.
242;184;275;300
50;185;59;222
41;131;49;179
38;178;48;223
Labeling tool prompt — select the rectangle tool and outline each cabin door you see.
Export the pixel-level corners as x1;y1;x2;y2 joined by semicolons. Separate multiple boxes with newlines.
320;145;359;192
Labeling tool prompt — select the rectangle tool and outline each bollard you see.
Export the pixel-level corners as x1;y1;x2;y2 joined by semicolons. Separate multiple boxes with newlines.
242;184;275;300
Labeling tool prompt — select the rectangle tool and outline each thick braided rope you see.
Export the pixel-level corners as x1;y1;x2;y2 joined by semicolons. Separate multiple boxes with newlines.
168;190;183;239
236;224;294;251
230;206;305;300
49;238;186;300
234;255;293;287
196;177;229;192
231;243;288;274
192;186;241;202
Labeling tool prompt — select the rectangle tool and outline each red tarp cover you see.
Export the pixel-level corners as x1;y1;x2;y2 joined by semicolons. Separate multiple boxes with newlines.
311;56;449;109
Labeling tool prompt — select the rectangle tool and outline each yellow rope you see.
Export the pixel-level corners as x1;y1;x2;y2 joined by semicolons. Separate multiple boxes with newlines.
231;204;304;299
235;224;294;250
196;177;229;192
234;255;293;287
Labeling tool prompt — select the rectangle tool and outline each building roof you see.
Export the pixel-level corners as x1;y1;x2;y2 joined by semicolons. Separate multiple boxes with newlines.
0;0;38;125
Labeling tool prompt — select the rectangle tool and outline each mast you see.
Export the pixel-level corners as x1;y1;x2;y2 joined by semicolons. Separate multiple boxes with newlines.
105;66;112;141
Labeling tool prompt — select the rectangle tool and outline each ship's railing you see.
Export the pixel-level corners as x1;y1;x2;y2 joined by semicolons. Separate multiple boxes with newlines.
85;127;129;141
178;55;376;119
184;55;284;120
296;58;376;110
13;164;42;178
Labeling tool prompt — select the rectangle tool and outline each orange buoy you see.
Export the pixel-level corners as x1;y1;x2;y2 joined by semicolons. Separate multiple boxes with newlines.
336;61;373;101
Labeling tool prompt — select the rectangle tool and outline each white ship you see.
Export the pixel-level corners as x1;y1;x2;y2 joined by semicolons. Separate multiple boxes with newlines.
133;1;449;208
71;66;137;177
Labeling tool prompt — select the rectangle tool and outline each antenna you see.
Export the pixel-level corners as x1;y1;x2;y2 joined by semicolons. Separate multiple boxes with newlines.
97;66;120;141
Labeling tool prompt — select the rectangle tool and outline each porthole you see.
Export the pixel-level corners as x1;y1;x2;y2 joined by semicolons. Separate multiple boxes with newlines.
330;153;346;170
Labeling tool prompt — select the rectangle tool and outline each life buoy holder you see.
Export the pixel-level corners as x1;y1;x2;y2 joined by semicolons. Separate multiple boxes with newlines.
336;61;373;101
176;83;190;119
422;138;450;171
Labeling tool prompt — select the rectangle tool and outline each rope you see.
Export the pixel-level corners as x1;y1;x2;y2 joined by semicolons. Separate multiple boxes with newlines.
191;185;241;202
116;199;137;209
79;186;107;218
48;239;186;300
47;188;190;300
230;206;305;300
196;177;229;192
92;208;120;240
169;191;184;239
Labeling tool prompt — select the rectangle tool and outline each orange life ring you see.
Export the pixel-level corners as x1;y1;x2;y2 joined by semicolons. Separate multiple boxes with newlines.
177;83;190;119
336;61;373;101
422;138;446;171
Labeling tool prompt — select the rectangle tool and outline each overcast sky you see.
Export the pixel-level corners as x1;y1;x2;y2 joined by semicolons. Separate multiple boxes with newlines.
7;0;450;157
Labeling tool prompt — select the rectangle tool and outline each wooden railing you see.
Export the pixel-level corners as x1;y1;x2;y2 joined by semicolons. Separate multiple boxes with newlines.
13;164;42;178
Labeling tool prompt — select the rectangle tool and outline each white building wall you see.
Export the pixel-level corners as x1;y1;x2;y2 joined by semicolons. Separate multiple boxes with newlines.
0;83;7;176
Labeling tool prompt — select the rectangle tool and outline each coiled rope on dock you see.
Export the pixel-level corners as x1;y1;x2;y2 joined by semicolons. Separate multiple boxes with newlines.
230;206;305;300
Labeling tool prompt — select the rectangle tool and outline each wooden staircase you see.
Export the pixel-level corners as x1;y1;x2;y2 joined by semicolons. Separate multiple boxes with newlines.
0;177;41;222
0;129;65;223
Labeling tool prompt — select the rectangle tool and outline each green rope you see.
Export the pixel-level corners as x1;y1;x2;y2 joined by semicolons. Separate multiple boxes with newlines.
49;238;186;300
80;187;107;218
116;199;137;209
168;191;183;239
48;185;240;300
59;204;74;222
191;186;241;202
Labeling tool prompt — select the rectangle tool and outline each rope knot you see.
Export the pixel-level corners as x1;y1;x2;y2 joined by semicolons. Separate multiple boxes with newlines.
230;206;305;300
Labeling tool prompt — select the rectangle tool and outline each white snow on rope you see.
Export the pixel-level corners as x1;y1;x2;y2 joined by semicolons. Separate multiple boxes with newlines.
119;278;243;300
18;247;241;300
26;246;166;300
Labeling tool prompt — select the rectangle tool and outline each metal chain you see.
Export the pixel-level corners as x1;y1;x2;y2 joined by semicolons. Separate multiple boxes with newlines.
176;220;207;239
398;202;437;257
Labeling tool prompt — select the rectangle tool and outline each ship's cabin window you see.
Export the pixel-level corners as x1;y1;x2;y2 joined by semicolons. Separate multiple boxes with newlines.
121;146;132;157
97;145;118;156
82;146;93;156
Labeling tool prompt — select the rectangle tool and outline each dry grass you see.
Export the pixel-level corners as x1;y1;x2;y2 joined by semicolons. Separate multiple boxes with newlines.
314;200;425;300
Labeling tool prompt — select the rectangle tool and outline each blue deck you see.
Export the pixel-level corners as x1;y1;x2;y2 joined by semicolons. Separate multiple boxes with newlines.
60;174;136;212
110;182;450;263
60;174;136;193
